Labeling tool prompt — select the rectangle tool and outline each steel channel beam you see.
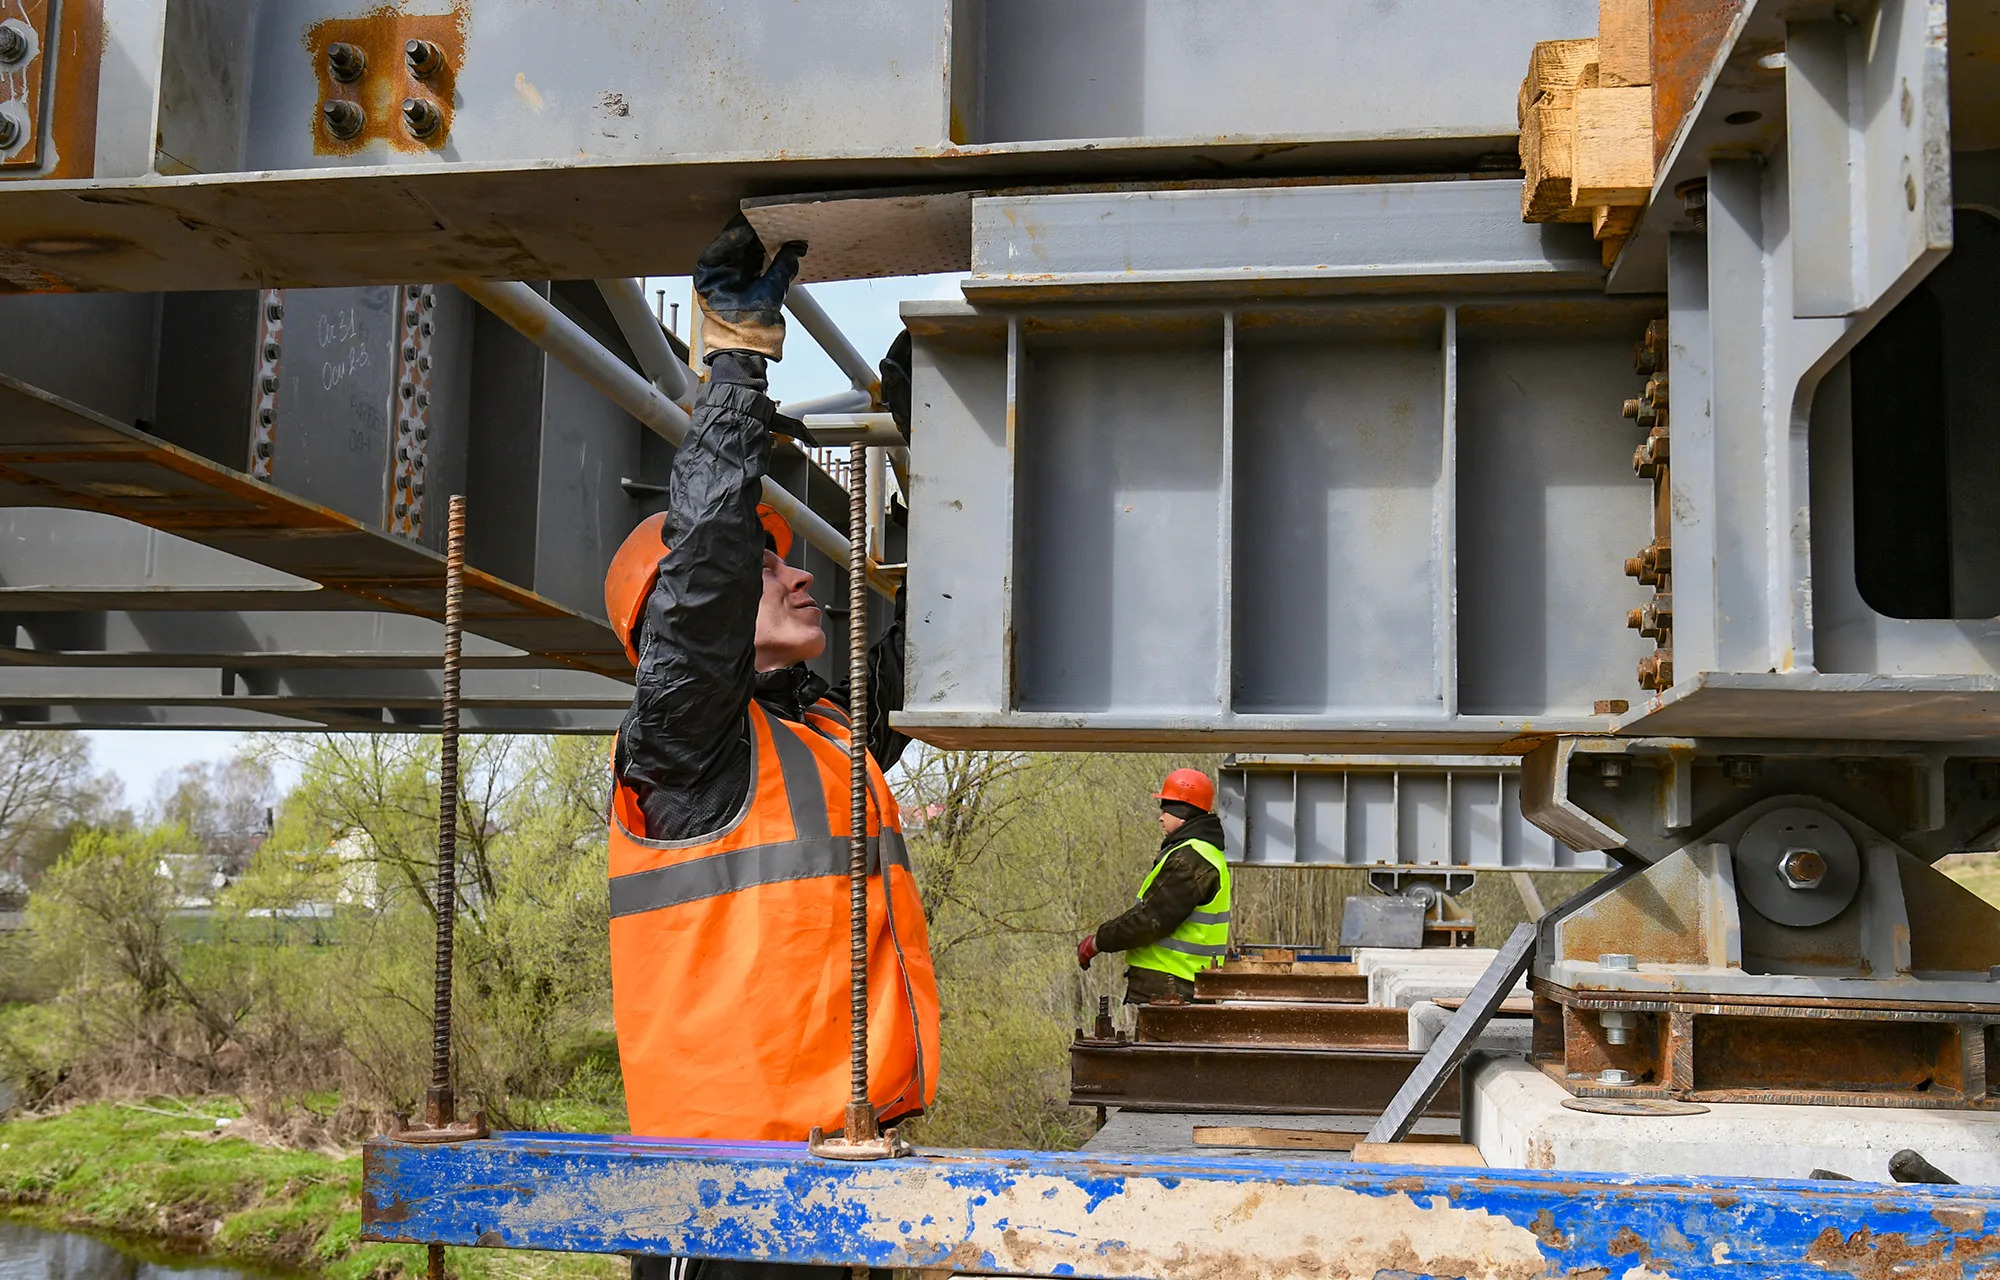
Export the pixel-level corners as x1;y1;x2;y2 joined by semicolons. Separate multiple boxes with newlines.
1068;1041;1457;1117
1132;1003;1408;1049
0;373;627;676
0;611;554;669
1193;969;1369;1004
361;1131;2000;1277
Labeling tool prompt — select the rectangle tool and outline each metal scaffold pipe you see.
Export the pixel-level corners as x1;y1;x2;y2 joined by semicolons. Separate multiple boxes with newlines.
595;277;696;405
458;280;884;596
787;285;879;396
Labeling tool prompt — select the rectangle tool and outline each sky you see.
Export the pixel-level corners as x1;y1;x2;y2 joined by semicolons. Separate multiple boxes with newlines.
83;271;968;809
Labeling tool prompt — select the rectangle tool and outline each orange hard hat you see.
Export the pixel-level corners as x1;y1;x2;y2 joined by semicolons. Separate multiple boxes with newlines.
1154;768;1215;811
603;503;796;665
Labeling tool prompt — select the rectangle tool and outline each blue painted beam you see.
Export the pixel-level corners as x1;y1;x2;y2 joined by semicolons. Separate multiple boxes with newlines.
363;1132;2000;1278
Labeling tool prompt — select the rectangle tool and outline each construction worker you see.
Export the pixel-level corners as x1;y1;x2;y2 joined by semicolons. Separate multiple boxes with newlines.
1076;768;1232;1004
601;217;938;1198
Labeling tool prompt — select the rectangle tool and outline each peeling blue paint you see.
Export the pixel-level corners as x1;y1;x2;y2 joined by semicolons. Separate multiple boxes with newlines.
361;1131;2000;1278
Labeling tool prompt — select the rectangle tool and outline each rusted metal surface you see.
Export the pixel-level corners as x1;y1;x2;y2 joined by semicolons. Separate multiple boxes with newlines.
1194;967;1368;1004
39;0;99;180
0;371;627;677
1534;981;2000;1109
1650;0;1747;164
1069;1040;1458;1117
0;0;51;170
1133;1002;1408;1049
362;1130;2000;1277
307;9;464;157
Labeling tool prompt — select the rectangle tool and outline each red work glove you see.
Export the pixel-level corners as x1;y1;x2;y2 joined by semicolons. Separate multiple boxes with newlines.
1077;934;1100;969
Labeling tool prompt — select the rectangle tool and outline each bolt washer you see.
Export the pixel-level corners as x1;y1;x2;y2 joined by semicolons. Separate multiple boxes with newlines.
1733;805;1861;927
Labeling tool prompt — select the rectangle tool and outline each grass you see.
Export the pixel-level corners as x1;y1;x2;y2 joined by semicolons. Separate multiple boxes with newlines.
1938;851;2000;909
0;1100;627;1279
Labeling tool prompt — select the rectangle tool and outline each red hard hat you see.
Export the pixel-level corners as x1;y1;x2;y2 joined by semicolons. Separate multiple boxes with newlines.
604;503;796;665
1154;768;1215;811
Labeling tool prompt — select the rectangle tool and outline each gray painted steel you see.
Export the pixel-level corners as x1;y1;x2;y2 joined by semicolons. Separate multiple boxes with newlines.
1218;757;1609;872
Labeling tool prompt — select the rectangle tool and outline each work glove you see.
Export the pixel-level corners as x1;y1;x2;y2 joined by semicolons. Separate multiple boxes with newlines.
879;328;913;442
1077;934;1099;970
694;214;806;361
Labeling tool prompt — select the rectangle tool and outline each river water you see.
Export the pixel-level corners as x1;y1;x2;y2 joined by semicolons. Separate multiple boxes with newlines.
0;1219;287;1279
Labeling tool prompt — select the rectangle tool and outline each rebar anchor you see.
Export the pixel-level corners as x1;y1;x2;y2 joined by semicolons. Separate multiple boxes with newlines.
806;441;907;1163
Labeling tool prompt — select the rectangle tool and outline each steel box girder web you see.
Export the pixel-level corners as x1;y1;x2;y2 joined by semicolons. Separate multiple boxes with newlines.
362;1132;2000;1278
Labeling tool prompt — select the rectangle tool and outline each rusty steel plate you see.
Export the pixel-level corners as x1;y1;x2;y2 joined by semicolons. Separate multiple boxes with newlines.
1134;1001;1408;1050
1195;968;1369;1004
1560;1097;1711;1117
1070;1041;1458;1118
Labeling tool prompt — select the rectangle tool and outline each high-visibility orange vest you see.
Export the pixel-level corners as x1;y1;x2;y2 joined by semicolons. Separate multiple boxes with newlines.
607;697;940;1141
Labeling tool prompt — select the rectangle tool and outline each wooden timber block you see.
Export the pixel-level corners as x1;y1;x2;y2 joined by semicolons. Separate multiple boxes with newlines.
1351;1142;1489;1167
1598;0;1653;87
1194;1126;1463;1153
1601;234;1628;268
1519;38;1601;223
1593;205;1640;240
1572;85;1653;206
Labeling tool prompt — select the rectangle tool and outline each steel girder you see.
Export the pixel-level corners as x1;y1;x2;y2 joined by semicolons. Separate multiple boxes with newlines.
360;1132;2000;1278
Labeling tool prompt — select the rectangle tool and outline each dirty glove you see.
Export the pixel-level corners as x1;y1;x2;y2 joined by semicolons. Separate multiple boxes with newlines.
879;328;913;442
694;214;806;361
1077;934;1099;970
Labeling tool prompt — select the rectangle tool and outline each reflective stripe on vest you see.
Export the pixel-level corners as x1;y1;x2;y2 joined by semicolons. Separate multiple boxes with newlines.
610;831;911;917
1126;837;1232;982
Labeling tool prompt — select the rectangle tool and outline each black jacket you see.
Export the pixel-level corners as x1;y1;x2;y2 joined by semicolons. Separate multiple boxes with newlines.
614;354;907;841
1094;811;1227;954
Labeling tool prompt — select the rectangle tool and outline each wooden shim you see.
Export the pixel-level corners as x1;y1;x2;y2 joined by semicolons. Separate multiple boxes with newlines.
1598;0;1653;87
1592;205;1641;240
1524;38;1600;113
1193;1127;1461;1152
1572;86;1653;206
1351;1142;1489;1167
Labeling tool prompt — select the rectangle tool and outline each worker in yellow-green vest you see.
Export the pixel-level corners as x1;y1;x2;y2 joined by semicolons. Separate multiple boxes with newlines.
1076;769;1232;1004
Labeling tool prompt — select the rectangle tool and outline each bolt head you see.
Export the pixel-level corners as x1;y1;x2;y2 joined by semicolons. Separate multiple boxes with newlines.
0;26;28;65
1777;847;1828;890
1597;1068;1637;1087
0;113;20;150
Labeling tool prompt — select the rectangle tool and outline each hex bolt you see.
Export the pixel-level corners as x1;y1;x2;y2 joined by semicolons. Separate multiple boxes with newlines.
255;441;272;459
1597;756;1630;788
1677;179;1708;233
1777;847;1828;891
265;298;284;323
1597;1068;1637;1087
1598;1010;1638;1046
321;100;365;140
1720;755;1763;787
0;113;20;151
406;39;446;79
261;374;279;394
0;25;28;65
402;97;442;139
1599;953;1638;971
327;42;366;83
262;341;281;362
415;427;428;443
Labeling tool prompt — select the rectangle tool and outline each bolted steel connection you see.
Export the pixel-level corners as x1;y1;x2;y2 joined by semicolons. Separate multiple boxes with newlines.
327;41;366;82
0;24;28;65
1778;847;1828;891
321;100;364;140
402;97;442;138
406;39;446;79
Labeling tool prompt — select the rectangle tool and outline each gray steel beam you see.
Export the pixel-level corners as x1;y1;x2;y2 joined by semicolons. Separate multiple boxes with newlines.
0;0;1600;291
0;610;549;669
965;181;1605;299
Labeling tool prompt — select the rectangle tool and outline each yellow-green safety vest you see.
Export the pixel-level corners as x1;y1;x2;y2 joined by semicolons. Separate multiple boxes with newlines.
1125;838;1231;982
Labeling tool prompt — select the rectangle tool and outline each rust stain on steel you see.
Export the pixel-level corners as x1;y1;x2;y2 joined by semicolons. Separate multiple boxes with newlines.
36;0;102;180
1196;967;1369;1004
1651;0;1748;164
1805;1225;1960;1280
306;6;467;156
1134;1001;1408;1049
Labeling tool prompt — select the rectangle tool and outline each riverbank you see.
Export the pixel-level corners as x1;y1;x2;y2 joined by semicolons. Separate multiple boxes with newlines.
0;1101;623;1278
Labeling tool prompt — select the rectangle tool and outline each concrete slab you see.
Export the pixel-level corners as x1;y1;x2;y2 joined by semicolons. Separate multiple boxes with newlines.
1470;1057;2000;1183
1084;1109;1458;1158
1408;1000;1534;1054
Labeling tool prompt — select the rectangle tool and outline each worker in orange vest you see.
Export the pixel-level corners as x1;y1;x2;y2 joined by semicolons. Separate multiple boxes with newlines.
1076;768;1232;1005
602;219;938;1280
